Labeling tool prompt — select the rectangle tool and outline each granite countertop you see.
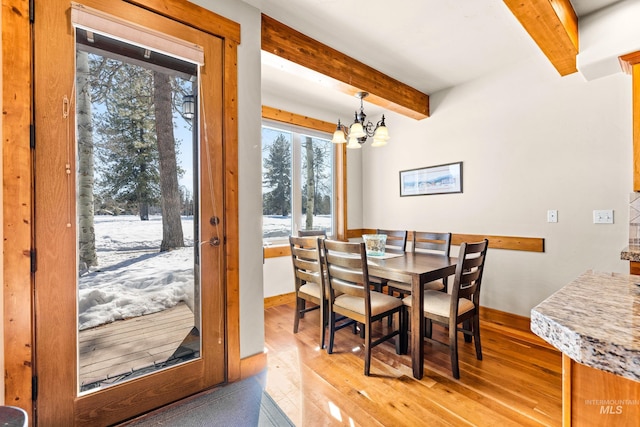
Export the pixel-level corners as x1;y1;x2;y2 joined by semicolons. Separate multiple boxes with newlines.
530;270;640;382
621;245;640;262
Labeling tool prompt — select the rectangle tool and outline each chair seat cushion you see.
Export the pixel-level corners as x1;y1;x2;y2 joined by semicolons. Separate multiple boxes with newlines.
334;291;402;316
402;290;474;318
389;280;445;292
299;283;322;299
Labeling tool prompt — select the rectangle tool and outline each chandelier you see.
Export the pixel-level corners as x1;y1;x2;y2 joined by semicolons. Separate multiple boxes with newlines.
331;92;390;149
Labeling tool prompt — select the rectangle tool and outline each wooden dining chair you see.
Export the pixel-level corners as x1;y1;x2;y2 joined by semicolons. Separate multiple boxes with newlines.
402;239;489;379
322;239;407;376
298;229;327;237
368;229;408;292
387;231;452;297
289;235;327;348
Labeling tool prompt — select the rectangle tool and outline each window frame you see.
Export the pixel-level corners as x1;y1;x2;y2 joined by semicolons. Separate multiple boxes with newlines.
261;106;346;256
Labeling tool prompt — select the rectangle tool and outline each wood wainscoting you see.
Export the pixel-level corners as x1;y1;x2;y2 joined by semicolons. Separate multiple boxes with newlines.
266;229;545;259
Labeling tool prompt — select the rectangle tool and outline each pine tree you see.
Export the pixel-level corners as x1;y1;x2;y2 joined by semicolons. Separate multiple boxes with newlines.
88;54;187;251
263;134;292;216
92;59;160;220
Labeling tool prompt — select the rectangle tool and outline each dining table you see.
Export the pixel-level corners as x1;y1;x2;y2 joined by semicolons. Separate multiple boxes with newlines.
367;251;458;379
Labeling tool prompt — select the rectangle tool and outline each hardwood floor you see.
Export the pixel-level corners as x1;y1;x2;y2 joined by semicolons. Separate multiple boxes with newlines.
264;302;562;426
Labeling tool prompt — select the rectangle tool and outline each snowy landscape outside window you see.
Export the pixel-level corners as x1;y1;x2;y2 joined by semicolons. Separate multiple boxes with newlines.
262;121;334;245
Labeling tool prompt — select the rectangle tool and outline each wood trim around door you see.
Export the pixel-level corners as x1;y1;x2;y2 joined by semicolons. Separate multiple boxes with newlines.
19;0;241;419
2;0;34;415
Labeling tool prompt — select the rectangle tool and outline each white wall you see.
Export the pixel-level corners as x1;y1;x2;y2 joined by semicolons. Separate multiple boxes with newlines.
193;0;264;357
362;56;632;316
254;1;635;319
263;53;633;314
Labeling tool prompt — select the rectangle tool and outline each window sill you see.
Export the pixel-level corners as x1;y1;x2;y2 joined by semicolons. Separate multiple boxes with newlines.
264;244;291;259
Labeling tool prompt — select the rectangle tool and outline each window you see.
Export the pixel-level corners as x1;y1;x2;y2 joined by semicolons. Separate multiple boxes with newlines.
262;120;335;245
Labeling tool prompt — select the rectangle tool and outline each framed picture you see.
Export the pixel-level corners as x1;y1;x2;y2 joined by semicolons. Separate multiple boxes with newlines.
399;162;463;196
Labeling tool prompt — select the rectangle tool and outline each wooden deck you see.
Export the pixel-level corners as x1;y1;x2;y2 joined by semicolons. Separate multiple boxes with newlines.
79;302;196;390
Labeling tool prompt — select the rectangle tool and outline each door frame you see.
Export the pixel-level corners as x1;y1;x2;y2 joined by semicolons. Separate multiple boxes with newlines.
2;0;240;423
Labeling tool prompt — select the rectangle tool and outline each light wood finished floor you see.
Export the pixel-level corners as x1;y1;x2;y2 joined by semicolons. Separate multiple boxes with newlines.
264;303;562;426
79;302;195;389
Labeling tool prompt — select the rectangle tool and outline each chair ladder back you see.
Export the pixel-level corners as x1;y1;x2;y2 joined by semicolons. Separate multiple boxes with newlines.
323;240;371;301
298;229;328;237
413;231;452;256
290;236;323;284
376;229;408;252
294;267;320;286
452;240;488;303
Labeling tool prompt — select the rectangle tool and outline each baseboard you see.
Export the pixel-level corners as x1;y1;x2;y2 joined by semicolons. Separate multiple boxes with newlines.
264;292;295;308
479;306;532;333
240;351;268;380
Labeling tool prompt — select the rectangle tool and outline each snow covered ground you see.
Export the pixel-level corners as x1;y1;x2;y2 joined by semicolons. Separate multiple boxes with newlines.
78;215;195;330
79;214;332;330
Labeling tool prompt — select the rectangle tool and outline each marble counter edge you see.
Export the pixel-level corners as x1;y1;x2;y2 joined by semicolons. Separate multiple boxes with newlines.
531;308;640;382
530;271;640;383
621;245;640;262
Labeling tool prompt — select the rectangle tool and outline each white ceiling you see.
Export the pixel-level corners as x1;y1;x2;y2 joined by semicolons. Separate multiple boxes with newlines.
248;0;622;118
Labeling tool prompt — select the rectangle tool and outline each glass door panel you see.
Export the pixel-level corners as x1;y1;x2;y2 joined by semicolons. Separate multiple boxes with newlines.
75;29;200;393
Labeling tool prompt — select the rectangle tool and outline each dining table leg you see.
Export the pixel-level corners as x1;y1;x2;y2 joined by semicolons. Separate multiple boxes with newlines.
411;275;423;379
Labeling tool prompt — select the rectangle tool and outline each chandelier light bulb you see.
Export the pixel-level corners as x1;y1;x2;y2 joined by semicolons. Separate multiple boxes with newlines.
331;120;347;144
346;136;362;149
332;92;389;149
349;121;365;138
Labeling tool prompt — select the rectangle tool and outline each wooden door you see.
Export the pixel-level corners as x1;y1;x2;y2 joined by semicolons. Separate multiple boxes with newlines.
33;1;234;425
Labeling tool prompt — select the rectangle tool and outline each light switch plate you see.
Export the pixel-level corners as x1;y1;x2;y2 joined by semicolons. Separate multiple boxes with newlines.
593;209;614;224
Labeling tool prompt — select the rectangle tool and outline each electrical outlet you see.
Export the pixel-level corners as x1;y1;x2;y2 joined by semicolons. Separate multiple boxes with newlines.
547;210;558;223
593;210;614;224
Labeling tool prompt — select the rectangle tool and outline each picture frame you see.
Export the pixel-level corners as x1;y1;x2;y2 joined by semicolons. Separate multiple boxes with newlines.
399;162;463;196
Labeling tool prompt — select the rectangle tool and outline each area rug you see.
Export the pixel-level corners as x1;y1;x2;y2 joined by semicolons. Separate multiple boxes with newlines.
123;374;294;427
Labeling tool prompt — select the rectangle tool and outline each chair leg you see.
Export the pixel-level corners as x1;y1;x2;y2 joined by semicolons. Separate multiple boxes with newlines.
424;318;433;339
395;308;407;355
299;299;306;318
320;302;326;349
328;309;336;354
364;320;372;376
449;319;460;379
472;314;482;360
293;297;302;333
463;319;472;343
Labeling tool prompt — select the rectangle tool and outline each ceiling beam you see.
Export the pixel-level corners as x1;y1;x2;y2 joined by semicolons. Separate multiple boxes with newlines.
619;51;640;75
503;0;578;76
261;14;429;120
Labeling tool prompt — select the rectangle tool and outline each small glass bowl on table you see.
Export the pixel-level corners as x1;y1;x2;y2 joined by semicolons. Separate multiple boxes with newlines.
362;234;387;257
